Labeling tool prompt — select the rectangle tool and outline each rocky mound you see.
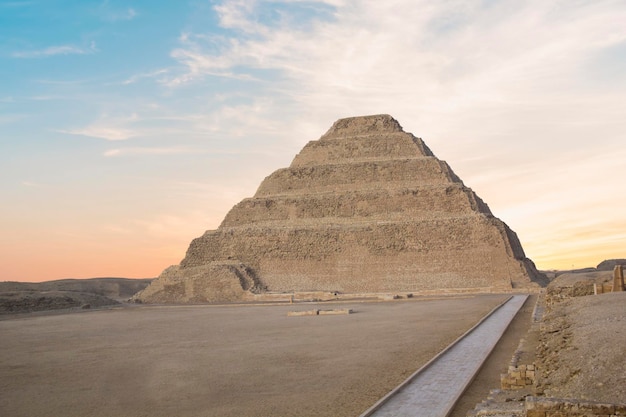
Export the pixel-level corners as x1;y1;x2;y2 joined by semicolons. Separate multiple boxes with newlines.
537;292;626;403
0;278;152;314
0;291;120;314
136;115;546;304
135;263;260;303
597;259;626;271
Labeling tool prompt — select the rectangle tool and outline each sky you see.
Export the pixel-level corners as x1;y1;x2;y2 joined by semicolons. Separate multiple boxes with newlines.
1;0;625;282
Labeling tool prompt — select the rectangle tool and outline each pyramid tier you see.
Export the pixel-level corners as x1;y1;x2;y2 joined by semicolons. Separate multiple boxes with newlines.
291;132;434;167
221;183;491;227
255;157;461;197
181;215;535;292
135;114;546;304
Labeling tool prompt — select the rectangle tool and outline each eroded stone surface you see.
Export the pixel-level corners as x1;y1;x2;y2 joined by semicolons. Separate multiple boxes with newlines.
136;262;261;303
135;115;546;303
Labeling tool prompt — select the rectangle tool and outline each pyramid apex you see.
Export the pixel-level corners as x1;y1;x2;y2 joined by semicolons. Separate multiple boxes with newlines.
321;114;404;139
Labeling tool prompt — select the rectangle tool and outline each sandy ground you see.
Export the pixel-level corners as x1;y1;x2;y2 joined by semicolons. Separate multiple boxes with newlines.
537;292;626;403
0;294;508;417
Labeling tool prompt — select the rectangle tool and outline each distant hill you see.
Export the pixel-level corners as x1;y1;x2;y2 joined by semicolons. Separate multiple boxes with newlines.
596;259;626;271
541;258;625;280
0;277;153;315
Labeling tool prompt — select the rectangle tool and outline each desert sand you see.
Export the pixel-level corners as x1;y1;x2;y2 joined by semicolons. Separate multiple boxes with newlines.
537;291;626;403
0;278;152;314
0;294;510;417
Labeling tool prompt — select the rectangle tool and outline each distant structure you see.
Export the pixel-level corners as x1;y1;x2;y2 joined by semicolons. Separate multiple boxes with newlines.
613;265;624;292
597;259;626;271
135;115;546;303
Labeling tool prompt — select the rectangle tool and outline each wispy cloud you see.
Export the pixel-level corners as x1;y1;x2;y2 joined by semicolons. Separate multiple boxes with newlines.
103;147;196;157
164;33;261;85
167;1;626;105
98;0;138;22
63;126;138;141
13;41;98;58
156;0;626;269
163;0;626;147
161;0;626;162
59;113;140;141
166;100;283;137
0;113;25;125
21;181;45;188
122;69;169;85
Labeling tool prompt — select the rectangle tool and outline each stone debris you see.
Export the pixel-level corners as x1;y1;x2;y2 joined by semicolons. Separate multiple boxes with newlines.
469;287;626;417
612;265;624;292
467;388;530;417
135;114;547;304
287;308;353;316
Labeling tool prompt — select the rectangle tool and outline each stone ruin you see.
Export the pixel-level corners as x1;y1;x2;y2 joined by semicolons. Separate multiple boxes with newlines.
587;264;625;295
135;115;547;303
612;265;624;292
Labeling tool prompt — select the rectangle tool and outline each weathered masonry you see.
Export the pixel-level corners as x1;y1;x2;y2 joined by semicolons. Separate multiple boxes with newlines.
136;115;547;303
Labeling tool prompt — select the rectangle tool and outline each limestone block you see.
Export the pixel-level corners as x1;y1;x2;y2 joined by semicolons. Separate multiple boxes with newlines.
134;262;259;304
318;308;352;315
287;310;319;316
613;265;624;292
138;115;547;303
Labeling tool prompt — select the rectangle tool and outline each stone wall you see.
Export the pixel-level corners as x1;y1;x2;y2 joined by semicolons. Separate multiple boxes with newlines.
180;218;532;293
525;396;626;417
134;262;262;303
546;282;595;304
221;184;492;227
137;115;546;304
291;133;434;166
254;158;460;196
501;363;537;390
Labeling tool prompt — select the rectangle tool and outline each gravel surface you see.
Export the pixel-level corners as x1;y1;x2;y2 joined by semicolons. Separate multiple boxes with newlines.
0;295;507;417
537;292;626;403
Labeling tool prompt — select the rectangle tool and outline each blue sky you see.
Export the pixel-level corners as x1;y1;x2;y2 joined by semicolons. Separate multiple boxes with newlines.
1;0;625;281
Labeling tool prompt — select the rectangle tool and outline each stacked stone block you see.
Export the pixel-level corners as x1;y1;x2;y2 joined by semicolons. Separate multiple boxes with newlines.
501;363;537;390
612;265;624;292
136;115;547;303
525;396;626;417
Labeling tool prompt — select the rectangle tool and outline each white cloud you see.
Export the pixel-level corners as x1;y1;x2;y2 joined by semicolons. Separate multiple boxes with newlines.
0;113;25;125
168;1;626;103
21;181;45;188
98;0;138;22
162;0;626;163
103;147;195;157
59;113;141;141
213;0;260;32
155;0;626;269
122;69;169;85
13;42;98;58
62;126;138;141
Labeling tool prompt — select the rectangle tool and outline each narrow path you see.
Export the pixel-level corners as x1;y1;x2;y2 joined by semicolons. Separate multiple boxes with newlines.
360;294;528;417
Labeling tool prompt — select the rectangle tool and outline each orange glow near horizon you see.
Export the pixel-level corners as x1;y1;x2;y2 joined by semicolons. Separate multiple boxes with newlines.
2;2;625;284
0;238;184;282
2;211;623;283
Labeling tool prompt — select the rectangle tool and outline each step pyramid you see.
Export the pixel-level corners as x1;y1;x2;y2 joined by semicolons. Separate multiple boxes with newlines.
135;115;546;303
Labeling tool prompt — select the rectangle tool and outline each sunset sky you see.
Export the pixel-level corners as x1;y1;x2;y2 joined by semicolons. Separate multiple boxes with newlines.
1;0;625;282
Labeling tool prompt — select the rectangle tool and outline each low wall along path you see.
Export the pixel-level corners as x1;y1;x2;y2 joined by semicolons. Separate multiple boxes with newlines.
361;294;528;417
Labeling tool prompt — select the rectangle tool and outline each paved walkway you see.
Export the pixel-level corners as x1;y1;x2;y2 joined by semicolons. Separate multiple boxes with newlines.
360;294;528;417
